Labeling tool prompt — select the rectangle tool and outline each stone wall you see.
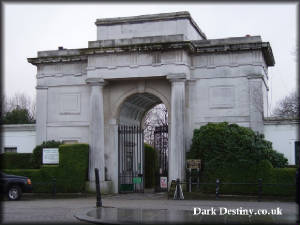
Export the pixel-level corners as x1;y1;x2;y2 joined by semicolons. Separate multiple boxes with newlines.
28;11;275;193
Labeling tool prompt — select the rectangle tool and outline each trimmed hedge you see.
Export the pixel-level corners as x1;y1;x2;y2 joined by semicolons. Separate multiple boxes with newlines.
265;167;296;196
3;143;89;193
144;143;158;188
198;160;296;196
0;153;35;169
56;144;89;192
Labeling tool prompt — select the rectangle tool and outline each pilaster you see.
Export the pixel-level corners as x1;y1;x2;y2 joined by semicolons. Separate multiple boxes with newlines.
36;85;48;145
167;74;186;183
86;78;107;184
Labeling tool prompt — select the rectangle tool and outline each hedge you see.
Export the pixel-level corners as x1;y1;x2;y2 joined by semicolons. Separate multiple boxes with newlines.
3;143;89;193
56;144;89;192
144;143;158;188
0;153;35;169
198;160;296;196
186;122;294;196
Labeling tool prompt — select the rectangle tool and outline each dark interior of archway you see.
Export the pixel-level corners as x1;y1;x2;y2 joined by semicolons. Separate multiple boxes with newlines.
119;93;162;125
118;92;168;191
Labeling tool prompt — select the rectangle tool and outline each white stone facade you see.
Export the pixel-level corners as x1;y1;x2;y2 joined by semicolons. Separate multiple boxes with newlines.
1;124;36;153
28;12;275;193
264;118;299;165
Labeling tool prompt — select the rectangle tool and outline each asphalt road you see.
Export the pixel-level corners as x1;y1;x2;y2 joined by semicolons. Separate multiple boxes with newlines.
1;193;298;224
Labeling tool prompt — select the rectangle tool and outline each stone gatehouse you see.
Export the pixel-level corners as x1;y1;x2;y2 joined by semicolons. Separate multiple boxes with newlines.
28;11;274;193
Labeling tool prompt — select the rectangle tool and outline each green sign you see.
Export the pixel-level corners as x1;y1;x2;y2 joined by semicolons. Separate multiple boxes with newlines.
133;177;142;184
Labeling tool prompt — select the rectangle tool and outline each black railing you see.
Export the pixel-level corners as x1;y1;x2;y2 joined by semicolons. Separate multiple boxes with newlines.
169;169;296;201
170;179;295;201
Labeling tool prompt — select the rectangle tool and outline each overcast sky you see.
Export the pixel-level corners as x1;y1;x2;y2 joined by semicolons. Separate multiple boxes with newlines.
3;2;298;115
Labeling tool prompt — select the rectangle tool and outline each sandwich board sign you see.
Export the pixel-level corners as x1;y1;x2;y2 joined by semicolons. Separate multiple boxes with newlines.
160;176;168;189
43;148;59;164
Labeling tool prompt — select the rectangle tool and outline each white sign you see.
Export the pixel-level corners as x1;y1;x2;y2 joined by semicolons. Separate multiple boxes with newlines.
160;176;168;189
43;148;59;164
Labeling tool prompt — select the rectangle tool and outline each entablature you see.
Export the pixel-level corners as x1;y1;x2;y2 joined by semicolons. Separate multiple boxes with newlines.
28;37;274;68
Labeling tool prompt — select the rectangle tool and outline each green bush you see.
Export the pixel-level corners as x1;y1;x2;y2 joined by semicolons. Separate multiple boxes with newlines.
266;148;289;168
0;153;35;169
187;122;294;196
144;143;158;188
32;140;62;168
187;122;288;169
3;143;89;193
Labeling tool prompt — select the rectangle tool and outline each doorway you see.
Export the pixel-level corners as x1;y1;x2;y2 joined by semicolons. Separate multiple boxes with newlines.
117;93;169;193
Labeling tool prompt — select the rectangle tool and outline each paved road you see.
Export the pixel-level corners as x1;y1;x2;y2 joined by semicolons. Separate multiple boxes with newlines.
1;193;298;224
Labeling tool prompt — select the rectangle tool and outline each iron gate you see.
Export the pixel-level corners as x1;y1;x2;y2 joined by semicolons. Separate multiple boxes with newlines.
118;125;144;193
154;125;168;191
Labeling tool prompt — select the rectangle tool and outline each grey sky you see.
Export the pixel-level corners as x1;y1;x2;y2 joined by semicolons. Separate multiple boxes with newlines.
3;3;298;115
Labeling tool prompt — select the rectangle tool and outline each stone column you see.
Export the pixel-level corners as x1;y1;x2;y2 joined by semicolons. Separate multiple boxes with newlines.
167;75;186;183
86;78;106;186
36;86;48;145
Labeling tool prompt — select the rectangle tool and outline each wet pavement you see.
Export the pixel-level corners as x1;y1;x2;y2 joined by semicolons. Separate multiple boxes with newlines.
1;192;298;224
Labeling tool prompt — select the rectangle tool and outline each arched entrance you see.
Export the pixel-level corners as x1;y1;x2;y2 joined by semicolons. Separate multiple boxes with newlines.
117;92;168;193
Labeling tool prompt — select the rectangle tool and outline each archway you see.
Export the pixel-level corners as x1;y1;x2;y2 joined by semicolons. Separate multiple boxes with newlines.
117;92;169;193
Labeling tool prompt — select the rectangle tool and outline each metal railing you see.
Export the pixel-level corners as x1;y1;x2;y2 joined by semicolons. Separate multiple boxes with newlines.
169;169;296;201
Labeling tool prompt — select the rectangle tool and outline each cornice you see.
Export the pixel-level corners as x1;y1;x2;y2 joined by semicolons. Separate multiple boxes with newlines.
2;124;36;132
264;117;300;125
27;41;194;65
27;40;274;67
194;42;274;66
28;55;87;65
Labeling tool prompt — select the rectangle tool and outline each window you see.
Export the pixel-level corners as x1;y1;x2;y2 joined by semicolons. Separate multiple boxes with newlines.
4;147;17;153
295;141;299;166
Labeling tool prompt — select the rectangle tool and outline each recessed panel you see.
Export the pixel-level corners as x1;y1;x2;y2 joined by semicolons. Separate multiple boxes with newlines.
59;93;81;114
209;86;235;109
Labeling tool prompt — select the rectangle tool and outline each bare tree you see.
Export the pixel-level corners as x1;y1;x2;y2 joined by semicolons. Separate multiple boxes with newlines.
143;104;168;146
272;91;299;118
2;93;36;120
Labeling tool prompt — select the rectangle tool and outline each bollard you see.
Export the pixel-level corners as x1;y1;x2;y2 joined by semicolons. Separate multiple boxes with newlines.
95;168;102;207
258;178;262;202
188;168;192;192
216;179;220;199
52;178;56;197
176;179;181;199
296;168;299;224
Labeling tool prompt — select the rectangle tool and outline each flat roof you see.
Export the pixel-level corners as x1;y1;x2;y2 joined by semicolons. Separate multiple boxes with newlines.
95;11;207;40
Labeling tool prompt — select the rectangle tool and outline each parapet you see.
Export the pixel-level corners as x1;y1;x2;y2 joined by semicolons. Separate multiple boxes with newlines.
95;11;207;41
